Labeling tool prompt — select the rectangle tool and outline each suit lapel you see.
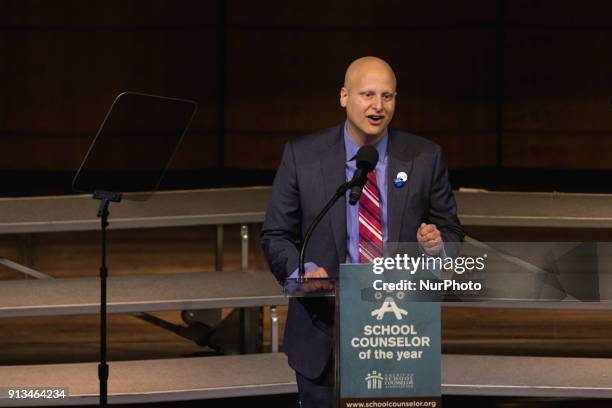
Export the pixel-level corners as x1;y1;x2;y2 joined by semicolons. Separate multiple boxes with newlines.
387;131;414;243
320;126;347;262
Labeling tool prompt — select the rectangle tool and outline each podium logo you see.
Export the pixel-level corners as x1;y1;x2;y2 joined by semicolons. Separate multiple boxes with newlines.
365;370;384;390
371;297;408;320
385;373;415;389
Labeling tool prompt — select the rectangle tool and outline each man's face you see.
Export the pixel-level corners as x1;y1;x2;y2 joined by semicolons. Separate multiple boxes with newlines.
340;68;396;143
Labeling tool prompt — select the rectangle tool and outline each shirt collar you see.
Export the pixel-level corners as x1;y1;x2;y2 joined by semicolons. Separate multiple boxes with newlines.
343;121;388;163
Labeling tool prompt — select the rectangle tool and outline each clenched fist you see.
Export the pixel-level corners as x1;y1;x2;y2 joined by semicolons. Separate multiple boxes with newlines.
417;223;443;256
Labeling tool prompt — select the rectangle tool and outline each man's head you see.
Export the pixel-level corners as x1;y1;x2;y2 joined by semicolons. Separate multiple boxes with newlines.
340;56;397;145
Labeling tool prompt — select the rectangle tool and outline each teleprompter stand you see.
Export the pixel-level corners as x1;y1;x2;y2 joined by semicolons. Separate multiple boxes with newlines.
94;190;122;408
73;92;197;407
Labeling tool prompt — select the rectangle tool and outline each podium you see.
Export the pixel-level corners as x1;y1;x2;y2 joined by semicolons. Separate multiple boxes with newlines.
337;263;441;407
283;260;442;407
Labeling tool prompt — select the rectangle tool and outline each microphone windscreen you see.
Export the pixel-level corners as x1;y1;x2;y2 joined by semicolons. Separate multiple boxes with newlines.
355;145;379;171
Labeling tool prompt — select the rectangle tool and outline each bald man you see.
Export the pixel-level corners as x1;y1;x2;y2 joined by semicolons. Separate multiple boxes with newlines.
261;57;463;407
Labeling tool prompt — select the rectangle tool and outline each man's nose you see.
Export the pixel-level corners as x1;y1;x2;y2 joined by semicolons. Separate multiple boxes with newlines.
372;96;383;111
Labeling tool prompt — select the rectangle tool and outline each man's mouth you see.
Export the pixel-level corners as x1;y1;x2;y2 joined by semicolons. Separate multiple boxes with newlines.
367;115;385;125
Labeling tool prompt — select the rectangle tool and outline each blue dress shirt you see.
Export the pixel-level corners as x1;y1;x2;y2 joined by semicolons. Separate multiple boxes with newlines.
292;122;389;277
343;122;388;263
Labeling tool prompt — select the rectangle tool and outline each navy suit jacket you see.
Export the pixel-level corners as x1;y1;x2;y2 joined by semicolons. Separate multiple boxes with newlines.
261;124;464;379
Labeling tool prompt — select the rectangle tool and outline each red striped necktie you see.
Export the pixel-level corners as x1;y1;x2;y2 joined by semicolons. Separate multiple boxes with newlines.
358;170;383;263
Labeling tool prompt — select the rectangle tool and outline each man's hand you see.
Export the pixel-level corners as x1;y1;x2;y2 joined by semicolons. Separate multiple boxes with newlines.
305;267;328;279
303;267;333;292
417;223;444;256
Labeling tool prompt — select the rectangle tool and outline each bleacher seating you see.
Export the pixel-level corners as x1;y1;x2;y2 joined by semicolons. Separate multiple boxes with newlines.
1;187;612;405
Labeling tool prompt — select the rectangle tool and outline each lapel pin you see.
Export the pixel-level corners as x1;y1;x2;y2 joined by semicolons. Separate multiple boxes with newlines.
394;171;407;188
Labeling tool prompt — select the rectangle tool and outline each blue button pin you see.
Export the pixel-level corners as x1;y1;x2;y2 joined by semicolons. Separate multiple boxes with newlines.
394;171;407;188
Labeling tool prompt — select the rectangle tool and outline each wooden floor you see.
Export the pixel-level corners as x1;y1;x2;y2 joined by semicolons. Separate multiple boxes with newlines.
1;224;612;365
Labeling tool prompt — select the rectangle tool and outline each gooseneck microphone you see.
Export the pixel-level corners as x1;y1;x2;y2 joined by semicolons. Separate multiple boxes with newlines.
348;145;379;205
297;144;379;281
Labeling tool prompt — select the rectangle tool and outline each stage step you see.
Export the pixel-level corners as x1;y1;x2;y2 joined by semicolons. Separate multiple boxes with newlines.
0;271;286;318
0;353;296;406
2;188;612;233
1;354;611;406
443;354;612;398
2;269;610;320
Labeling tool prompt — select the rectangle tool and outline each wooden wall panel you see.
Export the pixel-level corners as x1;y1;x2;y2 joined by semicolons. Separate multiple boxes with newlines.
1;136;91;171
0;2;218;172
0;30;216;131
224;132;497;171
0;132;217;172
426;133;497;169
2;2;612;177
1;1;501;175
0;0;216;26
503;27;612;168
503;133;612;170
169;131;218;170
227;0;497;26
504;29;612;133
506;0;612;26
224;133;290;170
224;28;498;170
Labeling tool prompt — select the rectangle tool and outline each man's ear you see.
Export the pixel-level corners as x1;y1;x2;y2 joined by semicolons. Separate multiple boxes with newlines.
339;87;348;108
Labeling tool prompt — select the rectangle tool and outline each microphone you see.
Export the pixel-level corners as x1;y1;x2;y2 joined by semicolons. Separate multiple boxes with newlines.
349;145;379;205
297;145;378;281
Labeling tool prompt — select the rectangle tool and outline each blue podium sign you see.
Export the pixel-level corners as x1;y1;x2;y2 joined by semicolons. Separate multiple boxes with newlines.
339;263;441;407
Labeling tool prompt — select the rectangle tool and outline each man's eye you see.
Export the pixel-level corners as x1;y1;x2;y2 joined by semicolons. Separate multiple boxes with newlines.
383;94;394;101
